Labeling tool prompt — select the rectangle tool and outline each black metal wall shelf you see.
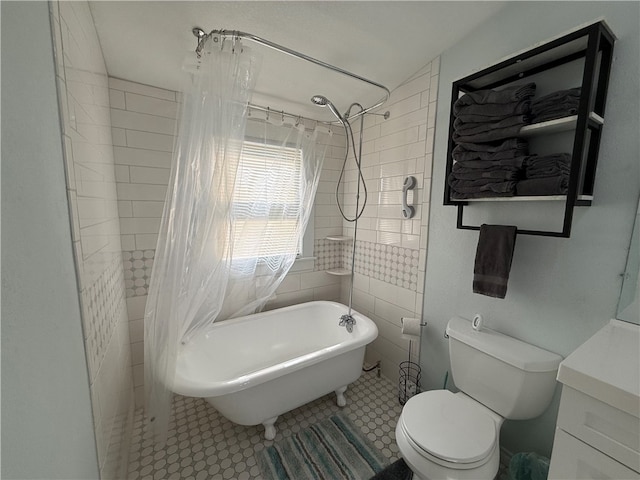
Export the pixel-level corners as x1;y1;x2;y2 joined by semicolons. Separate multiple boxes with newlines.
444;20;615;238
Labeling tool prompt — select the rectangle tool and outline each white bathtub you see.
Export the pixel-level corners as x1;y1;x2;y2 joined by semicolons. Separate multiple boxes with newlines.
172;300;378;439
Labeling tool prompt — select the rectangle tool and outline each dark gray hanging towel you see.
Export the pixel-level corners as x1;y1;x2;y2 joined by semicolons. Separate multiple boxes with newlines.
473;224;517;298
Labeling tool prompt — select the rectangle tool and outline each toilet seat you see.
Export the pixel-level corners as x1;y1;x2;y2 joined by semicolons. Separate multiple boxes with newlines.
399;390;498;469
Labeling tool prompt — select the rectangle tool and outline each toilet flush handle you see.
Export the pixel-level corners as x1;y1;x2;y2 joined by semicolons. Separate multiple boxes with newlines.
472;314;484;331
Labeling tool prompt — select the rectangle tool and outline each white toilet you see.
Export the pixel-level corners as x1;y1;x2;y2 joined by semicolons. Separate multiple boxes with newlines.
396;316;563;480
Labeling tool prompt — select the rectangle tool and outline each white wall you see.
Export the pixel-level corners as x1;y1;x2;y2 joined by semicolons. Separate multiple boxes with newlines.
1;2;99;478
343;59;439;382
49;1;134;477
423;1;640;457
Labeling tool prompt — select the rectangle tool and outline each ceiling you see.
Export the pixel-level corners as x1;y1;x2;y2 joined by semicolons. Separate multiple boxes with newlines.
89;1;506;122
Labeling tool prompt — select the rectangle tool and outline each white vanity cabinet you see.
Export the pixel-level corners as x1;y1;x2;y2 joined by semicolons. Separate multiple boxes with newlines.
548;319;640;479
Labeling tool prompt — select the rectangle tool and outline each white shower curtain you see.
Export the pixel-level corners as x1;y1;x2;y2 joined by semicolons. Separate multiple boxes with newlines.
144;35;329;441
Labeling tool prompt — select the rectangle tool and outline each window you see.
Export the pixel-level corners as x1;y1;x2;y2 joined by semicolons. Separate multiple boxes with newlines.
230;139;307;261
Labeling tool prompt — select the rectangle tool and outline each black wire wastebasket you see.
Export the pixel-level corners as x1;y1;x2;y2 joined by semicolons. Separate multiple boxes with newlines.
398;360;421;405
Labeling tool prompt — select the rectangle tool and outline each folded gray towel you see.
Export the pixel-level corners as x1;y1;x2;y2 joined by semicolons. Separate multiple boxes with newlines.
532;107;579;123
524;153;571;178
516;175;569;195
454;99;531;118
531;88;581;122
455;138;528;154
473;224;517;299
454;115;530;135
454;83;536;111
453;148;527;162
532;87;581;107
454;156;527;170
453;124;526;143
455;99;532;121
451;190;514;200
449;178;517;194
533;100;580;115
451;166;521;181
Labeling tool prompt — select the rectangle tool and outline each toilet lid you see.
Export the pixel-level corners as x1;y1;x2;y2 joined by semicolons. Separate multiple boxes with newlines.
401;390;497;464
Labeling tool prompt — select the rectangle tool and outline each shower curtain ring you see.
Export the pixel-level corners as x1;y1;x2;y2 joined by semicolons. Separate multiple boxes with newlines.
281;110;285;122
266;107;270;121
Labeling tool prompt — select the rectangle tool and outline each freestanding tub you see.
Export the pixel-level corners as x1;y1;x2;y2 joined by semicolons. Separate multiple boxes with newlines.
172;300;378;439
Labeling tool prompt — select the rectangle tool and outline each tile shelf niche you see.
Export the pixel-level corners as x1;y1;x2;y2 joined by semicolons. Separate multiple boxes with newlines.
444;20;615;238
324;235;353;276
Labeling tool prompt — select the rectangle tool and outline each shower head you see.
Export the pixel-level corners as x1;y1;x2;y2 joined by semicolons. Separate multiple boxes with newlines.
311;95;345;124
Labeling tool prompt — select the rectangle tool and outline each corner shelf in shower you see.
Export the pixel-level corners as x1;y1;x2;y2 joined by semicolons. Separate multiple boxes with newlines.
325;268;352;276
443;20;615;238
324;236;353;276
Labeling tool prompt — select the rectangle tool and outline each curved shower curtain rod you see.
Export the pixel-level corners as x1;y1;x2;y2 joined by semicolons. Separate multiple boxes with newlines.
192;27;391;122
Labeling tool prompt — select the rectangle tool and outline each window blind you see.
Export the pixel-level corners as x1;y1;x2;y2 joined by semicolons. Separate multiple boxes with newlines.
231;140;303;259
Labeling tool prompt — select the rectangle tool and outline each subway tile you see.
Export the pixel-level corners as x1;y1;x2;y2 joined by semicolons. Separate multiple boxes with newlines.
369;277;416;310
129;166;170;185
119;217;161;235
111;128;126;146
313;284;341;301
114;165;129;183
266;289;314;310
132;200;165;218
429;75;439;103
121;234;136;251
391;71;431;103
376;218;401;233
110;108;176;135
129;318;144;343
108;77;176;101
125;92;178;118
387;93;422;119
380;107;428;138
131;341;144;366
135;234;159;250
379;159;418;180
401;234;420;250
113;146;172;168
116;183;167;201
76;197;108;228
374;298;415;328
431;56;440;77
352;287;375;313
352;272;369;293
132;364;144;387
126;130;174;152
374;126;419;152
300;271;338;290
109;89;125;109
424;153;434;179
275;274;301;294
118;201;133;218
417;125;426;145
315;227;343;239
369;312;406;351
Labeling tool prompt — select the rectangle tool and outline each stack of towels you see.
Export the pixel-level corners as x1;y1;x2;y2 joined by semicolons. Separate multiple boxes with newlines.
517;153;571;196
448;83;536;199
531;87;581;123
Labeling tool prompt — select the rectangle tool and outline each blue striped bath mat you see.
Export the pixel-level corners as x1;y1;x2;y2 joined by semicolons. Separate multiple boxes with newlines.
256;413;390;480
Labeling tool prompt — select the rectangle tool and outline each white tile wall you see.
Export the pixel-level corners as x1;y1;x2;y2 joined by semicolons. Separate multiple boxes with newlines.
341;58;440;383
50;2;134;479
110;78;346;407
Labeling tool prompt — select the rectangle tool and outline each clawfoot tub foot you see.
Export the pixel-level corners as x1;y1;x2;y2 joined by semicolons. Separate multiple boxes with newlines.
335;386;348;407
263;416;278;440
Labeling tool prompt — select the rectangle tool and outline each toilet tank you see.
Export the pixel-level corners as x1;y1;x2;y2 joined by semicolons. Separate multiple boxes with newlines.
446;316;563;420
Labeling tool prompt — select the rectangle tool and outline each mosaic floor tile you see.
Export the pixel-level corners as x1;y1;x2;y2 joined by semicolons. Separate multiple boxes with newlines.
128;372;402;480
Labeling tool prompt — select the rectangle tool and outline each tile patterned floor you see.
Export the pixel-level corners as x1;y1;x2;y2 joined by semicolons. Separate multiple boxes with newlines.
127;371;403;480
